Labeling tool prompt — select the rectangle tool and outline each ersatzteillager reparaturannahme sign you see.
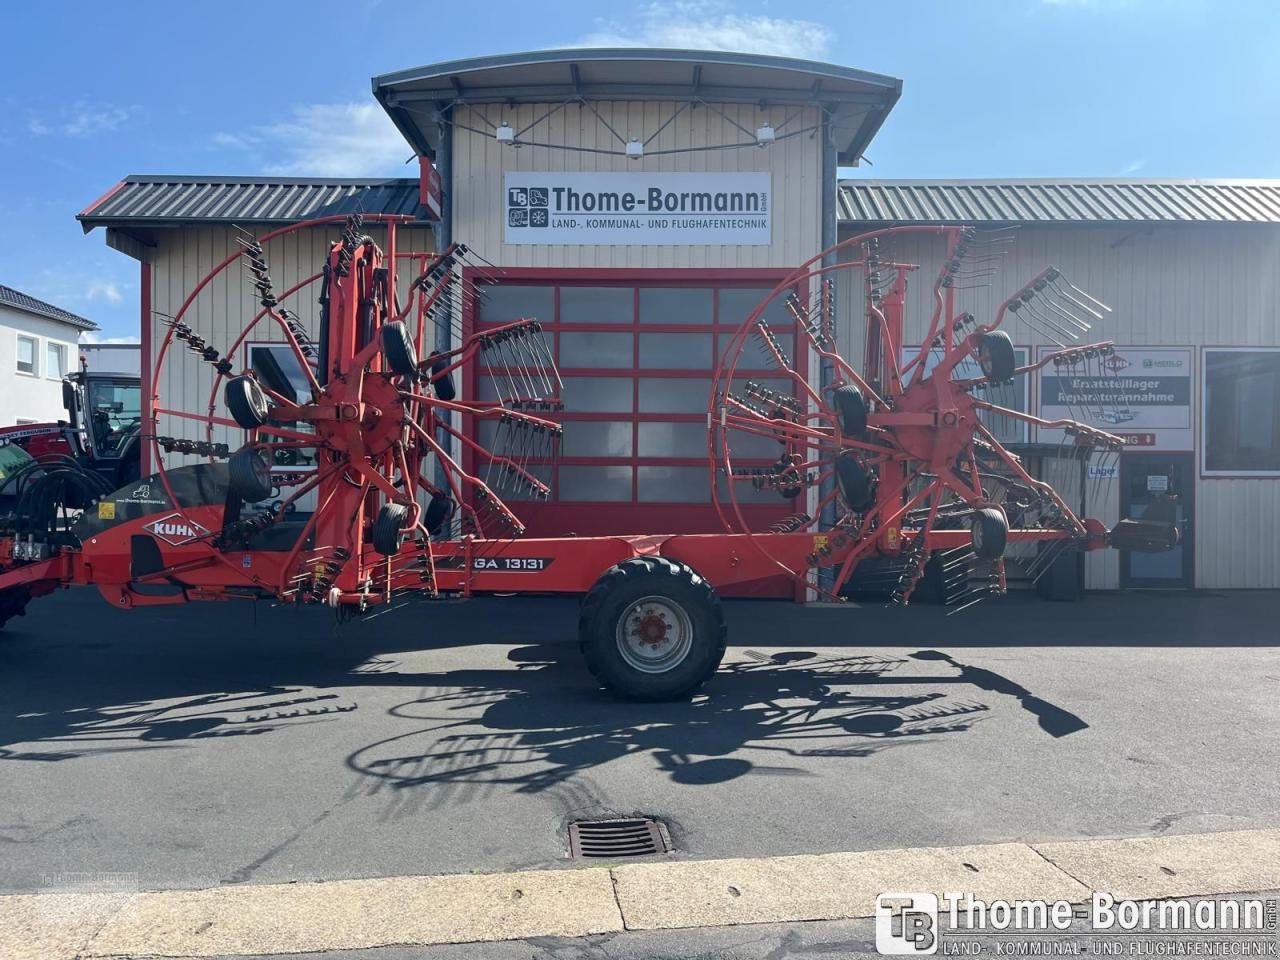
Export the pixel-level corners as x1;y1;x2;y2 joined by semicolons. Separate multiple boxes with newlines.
503;172;771;245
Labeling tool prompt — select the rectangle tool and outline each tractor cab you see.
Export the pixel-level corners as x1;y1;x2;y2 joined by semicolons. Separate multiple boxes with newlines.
61;370;142;488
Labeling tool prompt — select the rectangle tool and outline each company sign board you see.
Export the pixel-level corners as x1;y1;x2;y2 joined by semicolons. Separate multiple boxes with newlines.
503;172;771;246
1038;347;1193;451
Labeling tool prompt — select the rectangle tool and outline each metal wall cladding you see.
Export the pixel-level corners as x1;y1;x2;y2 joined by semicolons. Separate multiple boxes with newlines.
451;101;823;269
834;223;1280;589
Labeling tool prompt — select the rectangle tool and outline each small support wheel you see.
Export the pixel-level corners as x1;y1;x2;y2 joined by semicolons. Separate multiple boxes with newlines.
977;331;1016;383
428;353;457;401
579;557;726;701
835;453;875;512
833;383;868;438
225;376;270;429
381;321;418;377
971;507;1009;560
423;492;455;535
228;446;274;503
372;502;408;556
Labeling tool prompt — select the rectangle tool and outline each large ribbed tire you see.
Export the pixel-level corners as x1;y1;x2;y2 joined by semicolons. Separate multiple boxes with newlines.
228;446;273;502
833;383;868;437
225;376;270;429
579;557;726;701
977;331;1016;383
0;587;31;632
372;502;408;557
971;507;1009;560
381;321;418;377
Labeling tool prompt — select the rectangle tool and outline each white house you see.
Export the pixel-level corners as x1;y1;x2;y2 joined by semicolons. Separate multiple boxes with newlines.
0;284;98;425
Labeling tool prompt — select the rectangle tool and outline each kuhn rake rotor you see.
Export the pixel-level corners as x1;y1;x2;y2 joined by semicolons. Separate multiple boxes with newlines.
0;216;1177;700
711;224;1176;608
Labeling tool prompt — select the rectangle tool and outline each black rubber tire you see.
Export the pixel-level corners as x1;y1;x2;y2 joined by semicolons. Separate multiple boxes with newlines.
424;493;455;535
228;446;274;502
372;502;408;557
0;586;31;632
835;454;875;511
429;354;457;401
381;321;418;377
833;383;868;437
971;507;1009;560
225;375;270;429
579;557;726;701
977;330;1016;383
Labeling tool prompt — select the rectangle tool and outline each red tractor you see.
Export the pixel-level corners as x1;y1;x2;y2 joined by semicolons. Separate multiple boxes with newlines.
0;215;1176;698
0;361;143;489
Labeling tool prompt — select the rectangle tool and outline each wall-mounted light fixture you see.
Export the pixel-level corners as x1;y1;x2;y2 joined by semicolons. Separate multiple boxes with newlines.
625;138;644;159
495;122;515;145
755;123;776;147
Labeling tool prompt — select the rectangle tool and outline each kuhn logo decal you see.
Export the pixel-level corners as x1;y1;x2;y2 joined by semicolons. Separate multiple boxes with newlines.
144;513;210;546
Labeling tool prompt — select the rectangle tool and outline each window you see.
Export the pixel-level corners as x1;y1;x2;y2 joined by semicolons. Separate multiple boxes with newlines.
46;342;66;380
85;378;142;456
1203;349;1280;475
246;342;319;472
16;335;36;375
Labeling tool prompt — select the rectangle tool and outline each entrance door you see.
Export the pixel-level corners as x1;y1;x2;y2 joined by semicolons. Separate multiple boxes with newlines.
1119;453;1195;588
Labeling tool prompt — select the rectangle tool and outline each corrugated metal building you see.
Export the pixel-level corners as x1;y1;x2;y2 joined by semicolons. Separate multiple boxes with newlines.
77;51;1280;592
836;180;1280;590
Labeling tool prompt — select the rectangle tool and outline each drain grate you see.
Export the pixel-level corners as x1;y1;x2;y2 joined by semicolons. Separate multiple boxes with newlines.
569;818;671;858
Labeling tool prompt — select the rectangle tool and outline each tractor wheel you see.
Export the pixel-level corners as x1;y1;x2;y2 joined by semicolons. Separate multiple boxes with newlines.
977;331;1016;383
381;321;418;377
429;353;457;401
971;507;1009;560
225;376;270;429
372;502;408;556
579;557;726;701
835;453;875;511
424;492;455;536
228;447;274;503
833;384;868;437
0;587;31;632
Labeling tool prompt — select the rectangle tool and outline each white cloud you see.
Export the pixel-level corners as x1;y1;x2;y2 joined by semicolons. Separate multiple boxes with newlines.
86;280;124;304
214;102;412;177
28;102;134;138
81;332;140;345
1120;158;1147;175
576;1;833;59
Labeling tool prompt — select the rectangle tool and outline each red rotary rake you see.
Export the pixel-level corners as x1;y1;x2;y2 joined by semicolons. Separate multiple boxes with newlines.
0;216;1176;699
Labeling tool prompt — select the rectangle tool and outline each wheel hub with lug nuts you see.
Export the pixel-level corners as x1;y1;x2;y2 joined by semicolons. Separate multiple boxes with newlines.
617;596;694;674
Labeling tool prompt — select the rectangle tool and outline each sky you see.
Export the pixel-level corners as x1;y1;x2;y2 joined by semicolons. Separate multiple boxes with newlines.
0;0;1276;341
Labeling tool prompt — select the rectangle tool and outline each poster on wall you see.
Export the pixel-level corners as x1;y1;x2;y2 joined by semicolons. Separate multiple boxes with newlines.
1037;346;1193;451
503;172;771;246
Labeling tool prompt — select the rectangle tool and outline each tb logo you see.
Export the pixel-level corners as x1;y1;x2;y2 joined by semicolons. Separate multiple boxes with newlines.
875;892;938;955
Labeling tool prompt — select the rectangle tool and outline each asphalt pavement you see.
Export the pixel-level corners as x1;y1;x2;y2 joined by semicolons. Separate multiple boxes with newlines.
1;586;1278;897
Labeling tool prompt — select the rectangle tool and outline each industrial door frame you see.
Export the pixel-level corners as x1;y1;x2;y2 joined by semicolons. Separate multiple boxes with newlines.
1119;451;1196;589
460;266;808;538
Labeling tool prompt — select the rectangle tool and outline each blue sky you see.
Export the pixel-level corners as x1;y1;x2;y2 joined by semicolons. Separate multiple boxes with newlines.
1;0;1276;341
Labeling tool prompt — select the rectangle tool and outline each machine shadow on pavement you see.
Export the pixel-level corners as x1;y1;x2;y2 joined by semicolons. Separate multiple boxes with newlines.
1;586;1271;771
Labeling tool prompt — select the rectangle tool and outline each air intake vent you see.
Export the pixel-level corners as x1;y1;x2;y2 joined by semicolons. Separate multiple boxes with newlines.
568;818;671;859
